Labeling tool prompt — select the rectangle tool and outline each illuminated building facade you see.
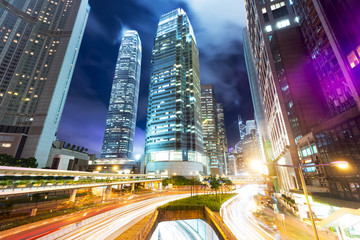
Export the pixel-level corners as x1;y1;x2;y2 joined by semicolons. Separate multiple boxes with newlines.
244;0;327;192
0;0;90;167
101;31;142;159
293;0;360;201
244;0;299;190
241;126;261;174
201;85;221;175
217;103;228;175
293;0;360;116
145;9;204;176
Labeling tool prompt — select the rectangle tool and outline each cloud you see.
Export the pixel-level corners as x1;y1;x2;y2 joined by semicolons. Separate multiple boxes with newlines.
85;14;108;39
58;0;253;157
184;0;247;49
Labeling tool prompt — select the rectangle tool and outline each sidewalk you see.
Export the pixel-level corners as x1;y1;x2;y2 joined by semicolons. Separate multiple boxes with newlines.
261;207;338;240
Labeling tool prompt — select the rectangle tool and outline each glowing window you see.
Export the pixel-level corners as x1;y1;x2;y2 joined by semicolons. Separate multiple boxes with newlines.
357;46;360;58
1;143;11;148
271;1;285;10
265;25;272;32
347;51;359;68
276;19;290;29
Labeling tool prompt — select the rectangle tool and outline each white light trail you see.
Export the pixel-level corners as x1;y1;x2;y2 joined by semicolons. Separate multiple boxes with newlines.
221;185;278;240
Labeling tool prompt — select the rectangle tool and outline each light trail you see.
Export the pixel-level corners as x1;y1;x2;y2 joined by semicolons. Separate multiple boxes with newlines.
221;185;279;240
151;219;219;240
52;194;189;240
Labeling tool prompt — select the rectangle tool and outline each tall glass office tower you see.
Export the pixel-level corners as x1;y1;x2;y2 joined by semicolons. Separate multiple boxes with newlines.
145;9;204;176
201;85;221;175
0;0;90;167
101;31;141;159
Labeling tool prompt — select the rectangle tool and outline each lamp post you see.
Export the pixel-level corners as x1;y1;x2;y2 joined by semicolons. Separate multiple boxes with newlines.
297;163;318;240
252;160;349;240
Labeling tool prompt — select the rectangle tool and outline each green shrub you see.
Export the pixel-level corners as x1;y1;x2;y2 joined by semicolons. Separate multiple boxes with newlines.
0;180;12;186
157;193;236;212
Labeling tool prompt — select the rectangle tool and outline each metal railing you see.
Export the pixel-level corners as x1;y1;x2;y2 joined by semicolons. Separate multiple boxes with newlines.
205;206;237;240
135;210;158;240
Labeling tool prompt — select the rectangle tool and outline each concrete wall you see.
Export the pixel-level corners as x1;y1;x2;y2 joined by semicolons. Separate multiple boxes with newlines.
139;207;236;240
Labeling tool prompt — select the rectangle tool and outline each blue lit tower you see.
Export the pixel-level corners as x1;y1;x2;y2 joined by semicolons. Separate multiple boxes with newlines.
101;31;142;159
145;9;204;176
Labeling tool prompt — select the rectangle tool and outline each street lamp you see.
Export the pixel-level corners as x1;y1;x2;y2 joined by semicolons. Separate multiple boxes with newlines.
113;166;118;172
97;166;102;171
252;160;349;240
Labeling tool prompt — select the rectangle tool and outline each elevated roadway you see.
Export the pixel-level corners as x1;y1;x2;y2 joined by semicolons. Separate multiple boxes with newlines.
0;166;164;197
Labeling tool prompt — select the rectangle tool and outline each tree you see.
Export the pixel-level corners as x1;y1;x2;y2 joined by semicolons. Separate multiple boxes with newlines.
223;178;233;192
71;145;76;150
0;154;37;168
205;175;220;198
190;177;201;196
66;143;71;149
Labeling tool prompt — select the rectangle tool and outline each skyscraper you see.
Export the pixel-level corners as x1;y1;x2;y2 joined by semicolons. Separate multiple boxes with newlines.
292;0;360;201
244;0;327;192
0;0;90;168
201;85;221;175
294;0;360;115
240;124;261;174
145;9;204;176
100;30;142;160
216;103;228;175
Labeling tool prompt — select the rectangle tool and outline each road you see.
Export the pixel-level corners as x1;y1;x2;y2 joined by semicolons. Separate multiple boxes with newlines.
0;192;187;240
221;185;279;240
52;194;188;240
151;219;219;240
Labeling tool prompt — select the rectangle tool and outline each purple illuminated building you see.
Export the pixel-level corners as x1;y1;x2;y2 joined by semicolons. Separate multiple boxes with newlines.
244;0;327;192
294;0;360;201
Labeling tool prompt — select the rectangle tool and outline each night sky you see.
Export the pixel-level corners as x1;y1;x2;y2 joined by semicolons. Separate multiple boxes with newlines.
57;0;254;157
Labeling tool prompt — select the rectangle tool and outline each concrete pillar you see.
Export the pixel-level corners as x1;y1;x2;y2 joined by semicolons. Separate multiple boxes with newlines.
131;183;135;193
105;186;111;195
69;190;77;202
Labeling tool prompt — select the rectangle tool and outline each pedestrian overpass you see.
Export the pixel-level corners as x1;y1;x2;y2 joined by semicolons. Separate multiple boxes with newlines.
225;174;265;184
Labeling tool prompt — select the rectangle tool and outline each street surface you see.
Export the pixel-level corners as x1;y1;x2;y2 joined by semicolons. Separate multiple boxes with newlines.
0;191;187;240
221;185;339;240
221;185;279;240
55;194;188;240
150;219;219;240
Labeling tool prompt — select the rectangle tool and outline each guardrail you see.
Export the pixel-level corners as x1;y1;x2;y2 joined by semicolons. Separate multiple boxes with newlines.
204;206;237;240
134;206;237;240
135;210;158;240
